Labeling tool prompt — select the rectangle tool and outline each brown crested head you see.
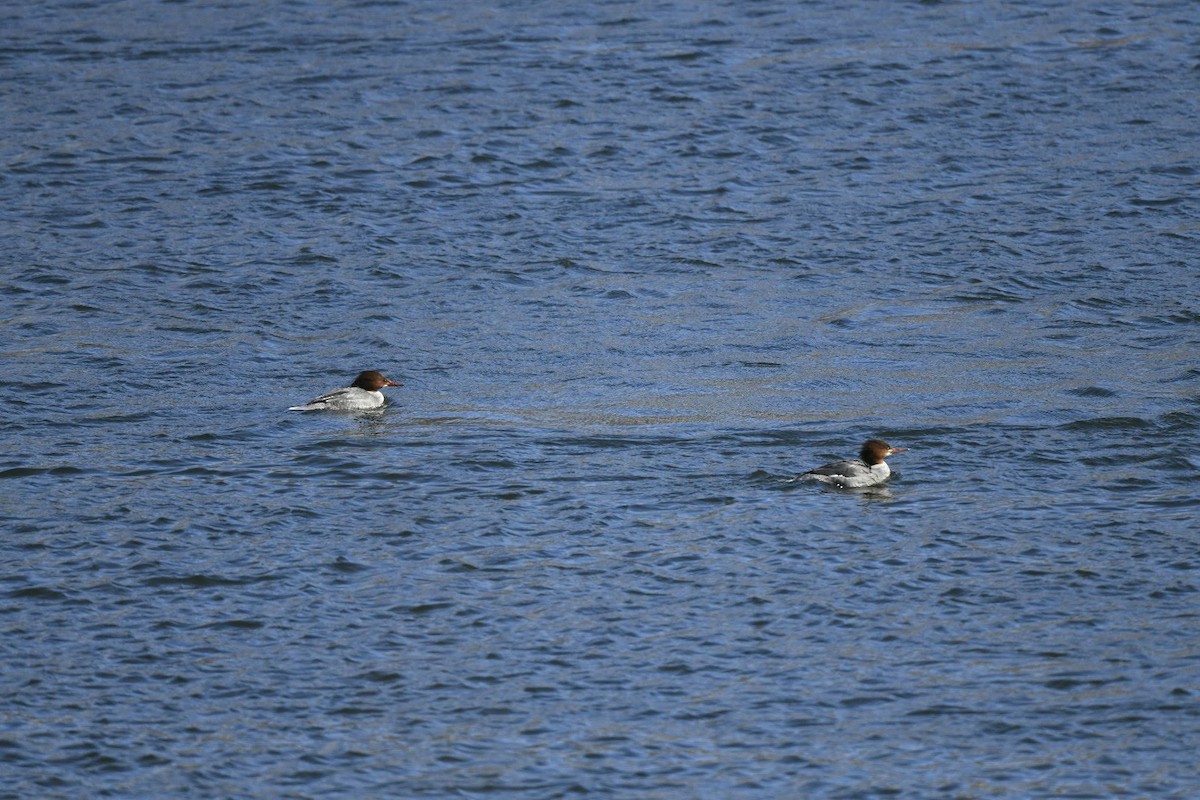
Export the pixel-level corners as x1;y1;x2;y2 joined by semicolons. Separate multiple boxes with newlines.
861;438;906;465
351;370;403;391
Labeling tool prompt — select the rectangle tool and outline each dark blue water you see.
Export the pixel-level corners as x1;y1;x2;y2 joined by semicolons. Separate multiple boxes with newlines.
3;1;1199;797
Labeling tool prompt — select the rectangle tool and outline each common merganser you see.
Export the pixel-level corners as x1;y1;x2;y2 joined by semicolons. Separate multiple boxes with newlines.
797;439;907;488
288;370;402;412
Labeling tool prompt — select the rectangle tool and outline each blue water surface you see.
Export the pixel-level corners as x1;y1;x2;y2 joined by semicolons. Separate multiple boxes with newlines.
2;1;1198;797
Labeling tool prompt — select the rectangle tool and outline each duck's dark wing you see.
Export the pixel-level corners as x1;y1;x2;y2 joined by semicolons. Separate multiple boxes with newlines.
802;459;868;478
288;386;352;410
307;387;351;405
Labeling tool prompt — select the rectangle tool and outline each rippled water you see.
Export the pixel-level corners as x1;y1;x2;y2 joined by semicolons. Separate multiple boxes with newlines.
3;1;1199;797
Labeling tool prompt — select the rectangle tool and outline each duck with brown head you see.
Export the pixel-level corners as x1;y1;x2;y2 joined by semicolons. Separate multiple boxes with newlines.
797;438;907;488
288;370;403;412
